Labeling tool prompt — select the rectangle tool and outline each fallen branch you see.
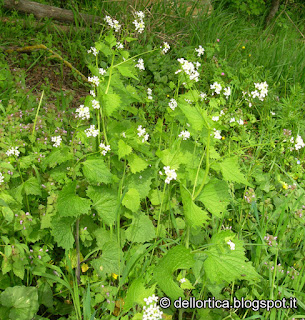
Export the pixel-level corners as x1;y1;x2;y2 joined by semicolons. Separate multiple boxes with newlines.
3;0;102;25
4;44;89;83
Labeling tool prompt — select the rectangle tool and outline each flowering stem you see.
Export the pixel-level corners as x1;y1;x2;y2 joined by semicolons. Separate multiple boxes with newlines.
16;160;30;212
156;183;167;238
31;90;44;139
193;130;211;200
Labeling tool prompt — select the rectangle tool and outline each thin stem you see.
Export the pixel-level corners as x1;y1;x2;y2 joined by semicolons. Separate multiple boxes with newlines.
75;218;80;285
156;183;167;238
32;90;44;138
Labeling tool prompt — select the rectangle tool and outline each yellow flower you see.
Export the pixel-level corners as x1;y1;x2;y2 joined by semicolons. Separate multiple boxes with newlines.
249;54;251;57
221;136;225;140
112;273;118;280
282;183;288;190
81;263;89;272
166;94;170;97
242;46;245;49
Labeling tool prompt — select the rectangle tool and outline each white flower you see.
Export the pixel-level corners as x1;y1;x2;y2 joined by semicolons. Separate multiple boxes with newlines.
88;76;100;86
142;133;149;143
252;81;268;101
212;116;219;122
112;19;121;32
75;105;90;120
168;98;177;110
135;11;145;19
137;125;146;137
164;166;177;184
135;58;145;70
178;130;190;140
237;119;244;125
87;47;98;56
223;87;231;99
99;68;107;76
195;45;205;57
176;58;200;82
6;146;20;157
161;42;170;54
210;82;222;95
92;99;100;109
213;129;222;140
121;132;126;138
147;88;153;100
179;278;186;283
99;142;111;156
200;92;207;101
220;110;225;116
295;135;305;150
229;117;235;123
227;240;235;250
133;19;145;33
85;125;99;137
0;172;4;185
51;136;62;147
104;15;113;27
116;42;124;49
90;90;96;97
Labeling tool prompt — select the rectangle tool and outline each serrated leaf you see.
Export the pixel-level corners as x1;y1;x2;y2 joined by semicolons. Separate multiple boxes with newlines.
86;186;118;226
178;99;204;132
126;169;153;199
122;188;140;212
2;207;14;223
91;241;123;276
19;155;36;169
181;187;209;228
117;64;139;80
125;214;155;243
51;216;75;251
153;246;194;300
82;158;112;185
156;148;186;171
42;146;73;169
57;182;91;217
127;154;148;174
103;93;121;116
0;286;39;320
23;177;41;196
203;231;260;284
196;178;230;217
124;279;155;312
118;139;132;159
219;157;250;185
13;259;25;280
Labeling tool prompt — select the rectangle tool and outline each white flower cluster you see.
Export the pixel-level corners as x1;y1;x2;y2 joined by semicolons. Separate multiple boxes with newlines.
290;135;305;151
147;88;153;100
227;240;235;250
161;166;177;184
88;76;100;86
179;278;186;283
51;136;62;148
168;98;177;110
90;90;96;97
6;146;20;157
104;15;121;32
0;172;4;185
161;42;170;54
178;130;190;140
87;47;98;56
99;68;107;76
143;295;163;320
116;42;124;49
85;125;99;137
200;92;207;101
99;142;111;156
223;87;231;99
135;58;145;70
176;58;200;82
195;45;205;57
92;99;100;109
251;81;268;101
133;11;145;33
137;125;149;142
76;105;90;120
213;129;222;140
210;82;222;95
212;116;219;122
230;118;244;125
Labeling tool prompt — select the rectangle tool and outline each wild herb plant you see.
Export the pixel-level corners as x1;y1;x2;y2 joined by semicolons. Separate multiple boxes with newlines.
0;7;304;320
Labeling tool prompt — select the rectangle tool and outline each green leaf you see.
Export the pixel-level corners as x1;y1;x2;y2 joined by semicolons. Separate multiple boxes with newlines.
156;148;187;170
196;178;231;217
19;155;36;170
91;241;123;277
203;231;260;284
23;177;41;196
126;169;153;199
86;186;118;226
38;282;53;309
0;286;39;320
153;246;194;300
42;146;73;169
219;157;250;185
95;42;112;57
125;214;156;243
12;260;25;280
124;279;155;312
118;139;132;159
82;158;112;185
103;93;121;116
181;187;209;228
178;99;205;132
127;154;148;174
117;64;139;80
2;207;14;223
51;216;75;251
122;188;140;212
57;182;91;218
